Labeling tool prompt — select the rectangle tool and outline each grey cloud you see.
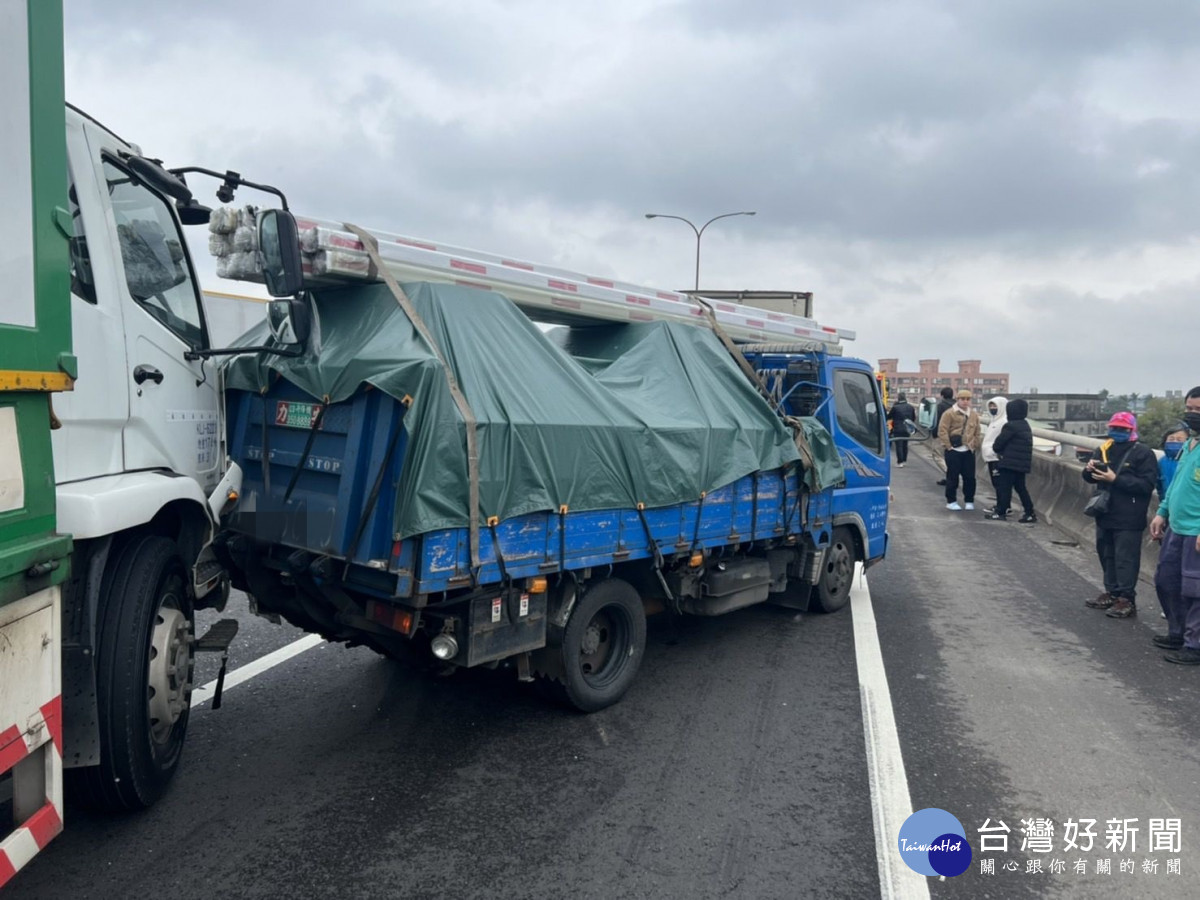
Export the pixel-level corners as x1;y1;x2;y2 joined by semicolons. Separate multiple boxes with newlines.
968;0;1200;57
62;1;1200;394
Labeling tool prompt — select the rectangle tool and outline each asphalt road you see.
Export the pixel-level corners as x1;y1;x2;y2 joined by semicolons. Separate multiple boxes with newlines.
878;448;1199;899
7;446;1199;898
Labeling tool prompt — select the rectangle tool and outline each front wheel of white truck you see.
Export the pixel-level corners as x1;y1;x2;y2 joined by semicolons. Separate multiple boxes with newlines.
73;535;194;811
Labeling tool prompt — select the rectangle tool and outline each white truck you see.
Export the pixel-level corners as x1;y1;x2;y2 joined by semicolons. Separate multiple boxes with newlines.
49;99;284;810
2;2;276;882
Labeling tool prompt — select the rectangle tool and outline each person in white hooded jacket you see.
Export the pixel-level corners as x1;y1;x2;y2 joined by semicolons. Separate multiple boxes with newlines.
981;396;1008;500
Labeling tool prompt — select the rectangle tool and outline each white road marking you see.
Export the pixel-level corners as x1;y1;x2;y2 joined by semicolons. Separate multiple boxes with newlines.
190;634;325;708
850;565;931;899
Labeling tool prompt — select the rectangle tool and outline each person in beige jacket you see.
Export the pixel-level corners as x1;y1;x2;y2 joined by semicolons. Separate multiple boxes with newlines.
938;389;983;510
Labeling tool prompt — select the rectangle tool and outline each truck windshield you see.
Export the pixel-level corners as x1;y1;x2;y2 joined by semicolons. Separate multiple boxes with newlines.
103;158;205;349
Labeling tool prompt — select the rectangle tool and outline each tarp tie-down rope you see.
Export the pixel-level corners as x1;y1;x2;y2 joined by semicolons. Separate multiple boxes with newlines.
345;223;483;569
558;506;568;575
636;503;675;602
692;296;782;415
487;518;510;586
690;492;706;554
784;463;801;535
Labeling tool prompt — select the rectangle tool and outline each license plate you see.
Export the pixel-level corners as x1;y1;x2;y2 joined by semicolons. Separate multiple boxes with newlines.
275;400;323;429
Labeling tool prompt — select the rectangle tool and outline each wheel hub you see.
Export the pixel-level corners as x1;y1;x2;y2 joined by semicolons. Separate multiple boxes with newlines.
579;613;615;676
581;623;603;656
148;598;192;744
826;544;851;586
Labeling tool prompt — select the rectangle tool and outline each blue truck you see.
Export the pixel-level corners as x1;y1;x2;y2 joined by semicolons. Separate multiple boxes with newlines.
214;215;890;713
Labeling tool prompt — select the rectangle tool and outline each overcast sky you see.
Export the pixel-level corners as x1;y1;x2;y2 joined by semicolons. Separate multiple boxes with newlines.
63;0;1200;395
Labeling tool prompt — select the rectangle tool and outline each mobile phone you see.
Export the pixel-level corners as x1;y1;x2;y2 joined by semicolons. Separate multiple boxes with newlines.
1093;462;1109;472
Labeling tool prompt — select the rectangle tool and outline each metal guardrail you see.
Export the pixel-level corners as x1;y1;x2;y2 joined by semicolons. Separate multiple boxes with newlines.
1031;426;1164;463
1030;426;1105;451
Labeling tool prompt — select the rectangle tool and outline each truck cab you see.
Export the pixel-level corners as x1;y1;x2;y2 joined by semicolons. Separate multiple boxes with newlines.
743;345;890;568
47;107;246;811
57;107;223;499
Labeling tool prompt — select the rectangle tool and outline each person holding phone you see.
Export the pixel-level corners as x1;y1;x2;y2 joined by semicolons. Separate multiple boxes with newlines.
1082;411;1158;618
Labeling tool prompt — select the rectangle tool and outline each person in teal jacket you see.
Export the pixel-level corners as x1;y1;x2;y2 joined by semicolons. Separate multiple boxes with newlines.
1150;388;1200;664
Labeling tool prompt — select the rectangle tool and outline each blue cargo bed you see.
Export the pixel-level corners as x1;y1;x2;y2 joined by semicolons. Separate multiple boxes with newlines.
226;382;816;600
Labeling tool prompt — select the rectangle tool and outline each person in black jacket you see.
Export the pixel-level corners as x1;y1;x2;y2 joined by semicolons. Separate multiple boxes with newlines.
888;393;916;466
1082;411;1159;618
983;397;1036;522
932;386;955;485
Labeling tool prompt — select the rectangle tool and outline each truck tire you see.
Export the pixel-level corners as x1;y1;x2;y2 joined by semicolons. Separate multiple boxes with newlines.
813;527;855;613
555;579;646;713
74;535;194;810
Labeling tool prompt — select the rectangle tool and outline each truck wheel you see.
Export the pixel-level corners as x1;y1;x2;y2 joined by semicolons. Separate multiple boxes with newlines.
76;535;194;810
558;579;646;713
813;528;855;613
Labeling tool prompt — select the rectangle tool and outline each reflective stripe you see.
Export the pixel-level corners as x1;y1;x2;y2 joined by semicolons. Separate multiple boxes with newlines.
0;695;64;890
0;802;63;889
0;369;74;392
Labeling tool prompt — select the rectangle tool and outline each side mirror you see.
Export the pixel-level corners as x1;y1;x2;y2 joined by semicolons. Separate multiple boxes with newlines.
186;292;311;361
258;209;304;297
177;199;212;226
127;156;194;205
267;296;311;347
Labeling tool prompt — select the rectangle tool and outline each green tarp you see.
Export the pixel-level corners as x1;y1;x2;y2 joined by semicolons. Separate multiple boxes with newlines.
224;282;840;539
791;415;845;494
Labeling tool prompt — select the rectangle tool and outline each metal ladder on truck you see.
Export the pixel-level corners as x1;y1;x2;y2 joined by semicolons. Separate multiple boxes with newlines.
210;210;855;352
0;0;74;886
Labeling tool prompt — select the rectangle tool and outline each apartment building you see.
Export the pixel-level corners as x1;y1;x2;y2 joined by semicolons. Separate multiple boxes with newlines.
876;359;1010;400
1006;393;1106;435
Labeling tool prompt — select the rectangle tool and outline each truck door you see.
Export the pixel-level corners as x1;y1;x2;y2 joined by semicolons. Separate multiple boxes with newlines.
96;155;220;490
827;362;889;560
50;124;132;485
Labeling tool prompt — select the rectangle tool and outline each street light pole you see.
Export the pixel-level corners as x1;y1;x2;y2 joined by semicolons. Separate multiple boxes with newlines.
644;210;756;290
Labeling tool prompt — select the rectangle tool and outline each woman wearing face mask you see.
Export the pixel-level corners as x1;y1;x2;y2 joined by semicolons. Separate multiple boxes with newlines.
1157;423;1189;500
1082;412;1159;618
980;396;1008;502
